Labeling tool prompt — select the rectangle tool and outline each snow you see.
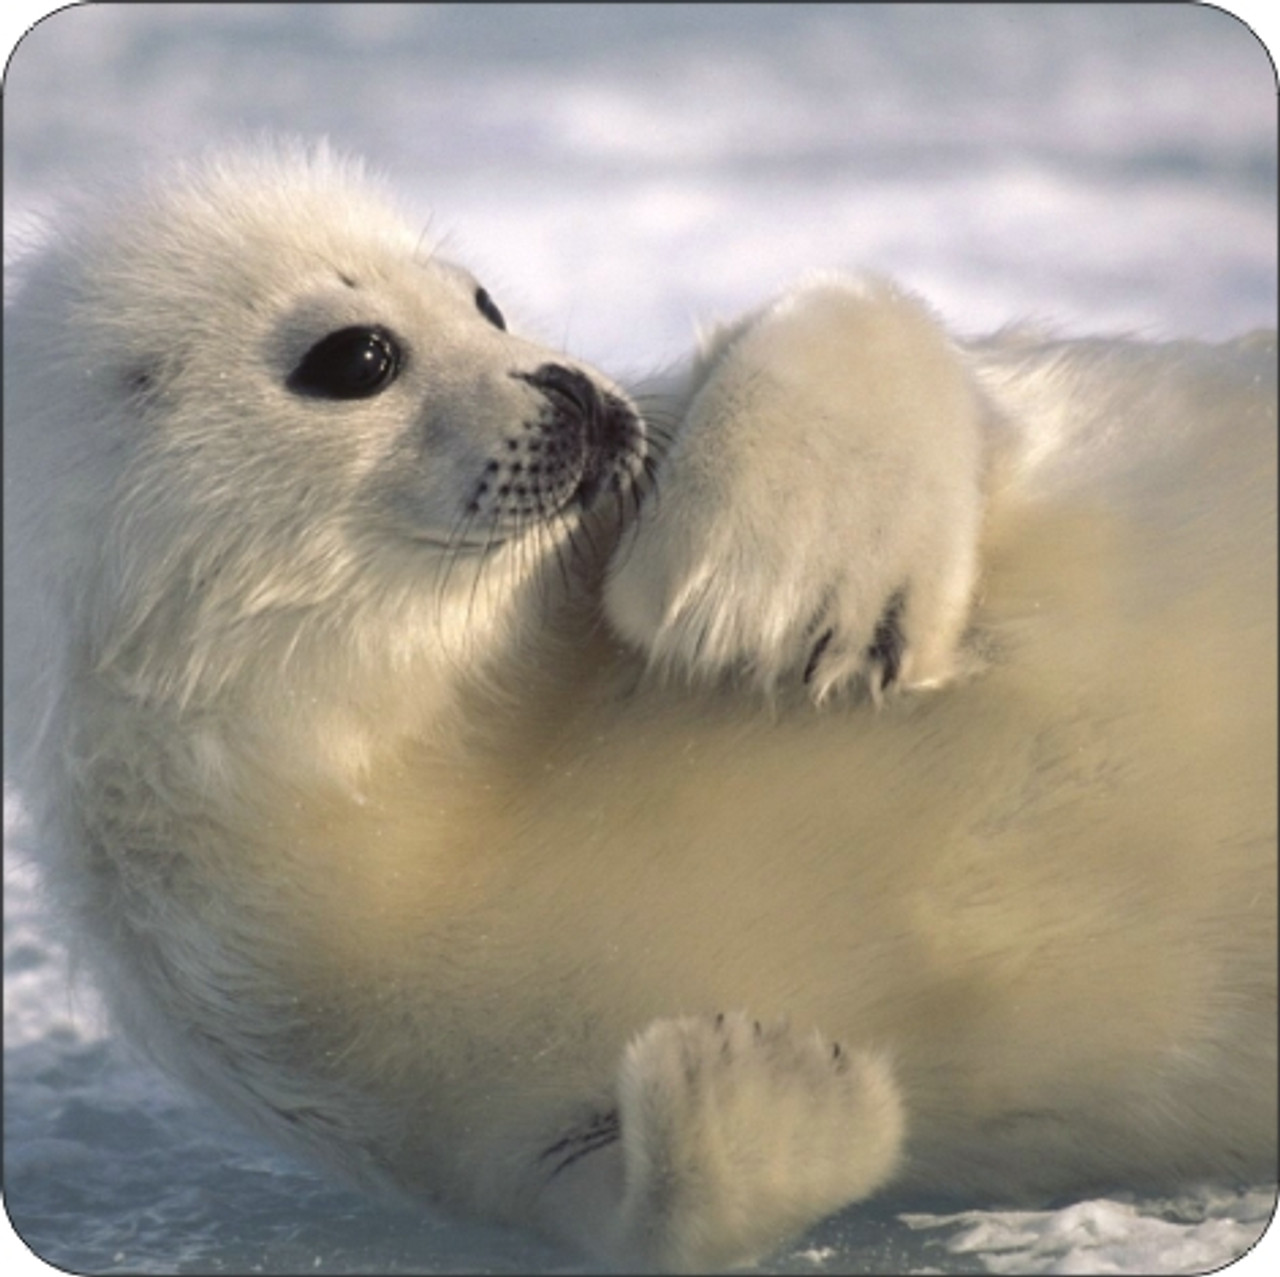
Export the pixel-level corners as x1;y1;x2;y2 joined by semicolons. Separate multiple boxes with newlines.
3;3;1276;1273
902;1191;1277;1276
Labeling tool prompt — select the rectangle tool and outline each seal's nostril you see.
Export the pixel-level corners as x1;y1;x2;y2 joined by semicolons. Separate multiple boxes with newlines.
512;364;602;422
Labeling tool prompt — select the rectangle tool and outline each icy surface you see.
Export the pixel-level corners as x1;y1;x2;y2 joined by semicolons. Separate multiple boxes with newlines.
3;4;1277;1274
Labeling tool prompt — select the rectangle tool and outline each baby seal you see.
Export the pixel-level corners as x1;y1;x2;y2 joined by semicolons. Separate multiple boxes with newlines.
4;143;1275;1271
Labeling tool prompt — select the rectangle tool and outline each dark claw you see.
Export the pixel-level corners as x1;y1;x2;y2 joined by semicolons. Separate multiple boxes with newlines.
867;591;907;688
803;628;835;685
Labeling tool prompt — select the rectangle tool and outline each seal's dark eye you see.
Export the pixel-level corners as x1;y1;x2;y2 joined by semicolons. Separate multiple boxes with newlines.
474;287;506;331
287;326;402;399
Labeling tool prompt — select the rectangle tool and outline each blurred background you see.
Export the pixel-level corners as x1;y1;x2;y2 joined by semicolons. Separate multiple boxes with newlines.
4;5;1277;1274
4;2;1277;376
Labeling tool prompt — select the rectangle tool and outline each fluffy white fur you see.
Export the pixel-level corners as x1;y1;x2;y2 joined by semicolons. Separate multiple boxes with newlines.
606;276;991;700
4;145;1276;1273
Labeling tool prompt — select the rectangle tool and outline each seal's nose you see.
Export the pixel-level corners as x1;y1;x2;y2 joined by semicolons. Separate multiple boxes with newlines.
512;364;645;508
517;364;604;425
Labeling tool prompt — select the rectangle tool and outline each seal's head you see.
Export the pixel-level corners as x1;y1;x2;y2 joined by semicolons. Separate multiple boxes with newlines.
4;143;645;724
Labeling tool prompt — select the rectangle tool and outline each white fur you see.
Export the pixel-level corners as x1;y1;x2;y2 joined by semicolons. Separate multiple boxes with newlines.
606;276;990;700
4;146;1275;1273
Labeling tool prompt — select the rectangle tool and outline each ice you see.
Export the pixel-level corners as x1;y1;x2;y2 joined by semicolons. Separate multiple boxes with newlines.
902;1190;1277;1276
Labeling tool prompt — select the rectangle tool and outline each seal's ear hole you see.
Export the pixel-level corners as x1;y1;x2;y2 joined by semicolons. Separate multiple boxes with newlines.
123;365;158;397
287;325;403;400
474;287;506;332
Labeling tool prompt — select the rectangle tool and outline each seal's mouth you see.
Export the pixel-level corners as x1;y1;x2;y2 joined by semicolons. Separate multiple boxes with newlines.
569;417;642;510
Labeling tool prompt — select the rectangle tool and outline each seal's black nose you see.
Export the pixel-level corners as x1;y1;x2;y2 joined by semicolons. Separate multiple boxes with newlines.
513;364;643;508
516;364;604;426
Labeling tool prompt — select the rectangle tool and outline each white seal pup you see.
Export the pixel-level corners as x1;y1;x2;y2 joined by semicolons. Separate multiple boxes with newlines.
4;145;1275;1272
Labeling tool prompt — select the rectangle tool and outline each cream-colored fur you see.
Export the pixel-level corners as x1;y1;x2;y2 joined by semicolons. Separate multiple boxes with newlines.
606;276;990;700
4;145;1275;1273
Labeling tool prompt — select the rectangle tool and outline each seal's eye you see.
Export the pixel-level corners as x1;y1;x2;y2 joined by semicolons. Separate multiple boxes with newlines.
474;287;506;331
287;326;402;399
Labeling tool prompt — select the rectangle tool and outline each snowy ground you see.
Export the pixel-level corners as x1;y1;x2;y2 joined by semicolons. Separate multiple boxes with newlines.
3;4;1277;1274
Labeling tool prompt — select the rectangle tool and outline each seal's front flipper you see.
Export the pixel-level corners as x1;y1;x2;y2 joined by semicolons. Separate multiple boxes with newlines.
538;1011;904;1272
